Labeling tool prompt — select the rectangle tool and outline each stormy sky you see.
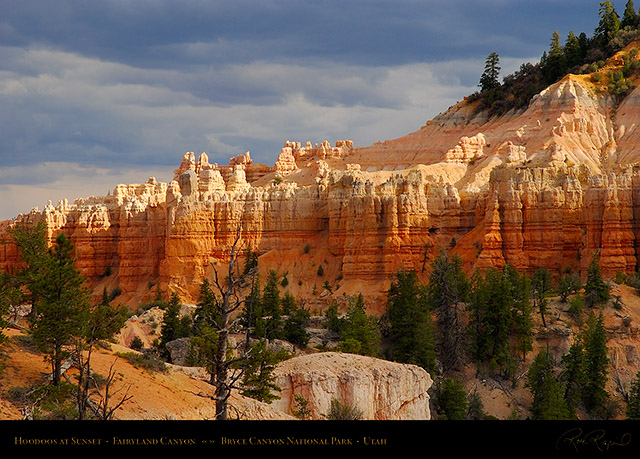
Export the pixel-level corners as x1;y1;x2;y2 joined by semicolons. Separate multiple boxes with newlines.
0;0;607;219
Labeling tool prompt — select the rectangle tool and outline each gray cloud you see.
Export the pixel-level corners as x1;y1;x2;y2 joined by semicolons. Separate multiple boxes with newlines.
0;0;614;219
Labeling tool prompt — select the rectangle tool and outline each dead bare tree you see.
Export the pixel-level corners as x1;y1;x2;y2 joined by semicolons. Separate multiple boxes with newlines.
611;348;629;401
89;358;133;420
191;226;259;420
71;295;127;420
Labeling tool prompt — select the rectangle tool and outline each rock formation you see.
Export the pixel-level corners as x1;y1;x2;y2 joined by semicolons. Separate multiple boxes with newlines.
6;44;640;311
270;352;432;420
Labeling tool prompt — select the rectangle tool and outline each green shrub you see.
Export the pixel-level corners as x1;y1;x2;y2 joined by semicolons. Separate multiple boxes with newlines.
116;350;167;373
325;398;362;420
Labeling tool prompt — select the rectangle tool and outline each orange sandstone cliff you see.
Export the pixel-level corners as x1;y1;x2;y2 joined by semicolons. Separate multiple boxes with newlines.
5;49;640;312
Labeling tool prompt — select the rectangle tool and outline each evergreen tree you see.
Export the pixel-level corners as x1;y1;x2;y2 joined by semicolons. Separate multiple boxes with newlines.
626;370;640;419
8;221;49;311
437;378;468;420
26;233;90;386
262;270;284;339
147;284;167;309
508;266;534;361
532;268;552;327
189;281;220;373
281;291;297;315
159;292;191;358
479;52;501;92
243;274;265;339
527;349;571;420
243;246;259;276
582;311;610;416
558;272;581;303
291;394;312;420
239;339;287;403
543;31;567;84
337;294;381;357
467;271;492;365
386;270;436;373
194;279;219;327
564;31;583;69
426;250;469;372
621;0;638;29
466;388;486;420
578;32;590;60
560;337;587;418
283;307;311;346
324;303;343;334
467;268;517;378
584;254;610;308
594;1;621;48
189;229;279;419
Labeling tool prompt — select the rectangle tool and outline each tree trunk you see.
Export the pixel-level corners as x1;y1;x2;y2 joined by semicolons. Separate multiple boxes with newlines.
215;307;229;420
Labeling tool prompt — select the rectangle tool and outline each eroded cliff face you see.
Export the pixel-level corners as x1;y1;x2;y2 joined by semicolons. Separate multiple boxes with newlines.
5;47;640;310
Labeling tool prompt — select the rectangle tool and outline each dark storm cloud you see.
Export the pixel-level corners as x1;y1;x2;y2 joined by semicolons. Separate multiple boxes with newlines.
0;0;610;219
1;0;599;67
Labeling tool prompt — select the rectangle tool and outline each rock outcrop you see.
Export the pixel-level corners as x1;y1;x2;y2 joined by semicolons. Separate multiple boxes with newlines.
5;45;640;310
270;352;432;420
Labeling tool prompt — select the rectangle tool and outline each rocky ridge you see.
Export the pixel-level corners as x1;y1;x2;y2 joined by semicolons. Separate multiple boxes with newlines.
4;44;640;312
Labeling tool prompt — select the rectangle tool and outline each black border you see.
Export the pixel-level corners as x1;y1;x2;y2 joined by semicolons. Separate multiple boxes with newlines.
2;420;639;455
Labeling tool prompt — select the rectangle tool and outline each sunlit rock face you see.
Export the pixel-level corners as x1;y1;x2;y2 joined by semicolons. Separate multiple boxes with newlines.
5;68;640;309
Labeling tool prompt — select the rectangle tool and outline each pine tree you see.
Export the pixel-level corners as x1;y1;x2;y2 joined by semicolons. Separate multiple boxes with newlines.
626;371;640;419
558;272;581;303
582;311;610;416
283;307;311;346
27;233;91;386
564;31;583;70
594;1;621;48
584;254;610;308
437;378;468;420
427;250;469;372
466;388;486;420
337;294;381;357
189;281;221;373
325;303;343;334
239;340;287;403
527;349;571;420
262;270;284;339
479;52;501;92
159;292;190;358
508;267;533;361
532;268;552;327
543;31;567;84
281;291;297;315
243;246;259;276
242;274;264;339
467;268;517;378
467;271;492;365
621;0;638;29
386;270;436;373
560;337;587;418
8;221;49;312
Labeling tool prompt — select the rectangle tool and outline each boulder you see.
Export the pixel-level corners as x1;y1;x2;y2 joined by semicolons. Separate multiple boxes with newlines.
270;352;432;420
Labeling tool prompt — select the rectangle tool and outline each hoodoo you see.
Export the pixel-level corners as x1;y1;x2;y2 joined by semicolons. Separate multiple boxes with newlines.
6;42;640;311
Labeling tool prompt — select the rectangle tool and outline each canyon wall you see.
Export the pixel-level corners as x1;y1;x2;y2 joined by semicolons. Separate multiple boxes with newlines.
5;60;640;310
